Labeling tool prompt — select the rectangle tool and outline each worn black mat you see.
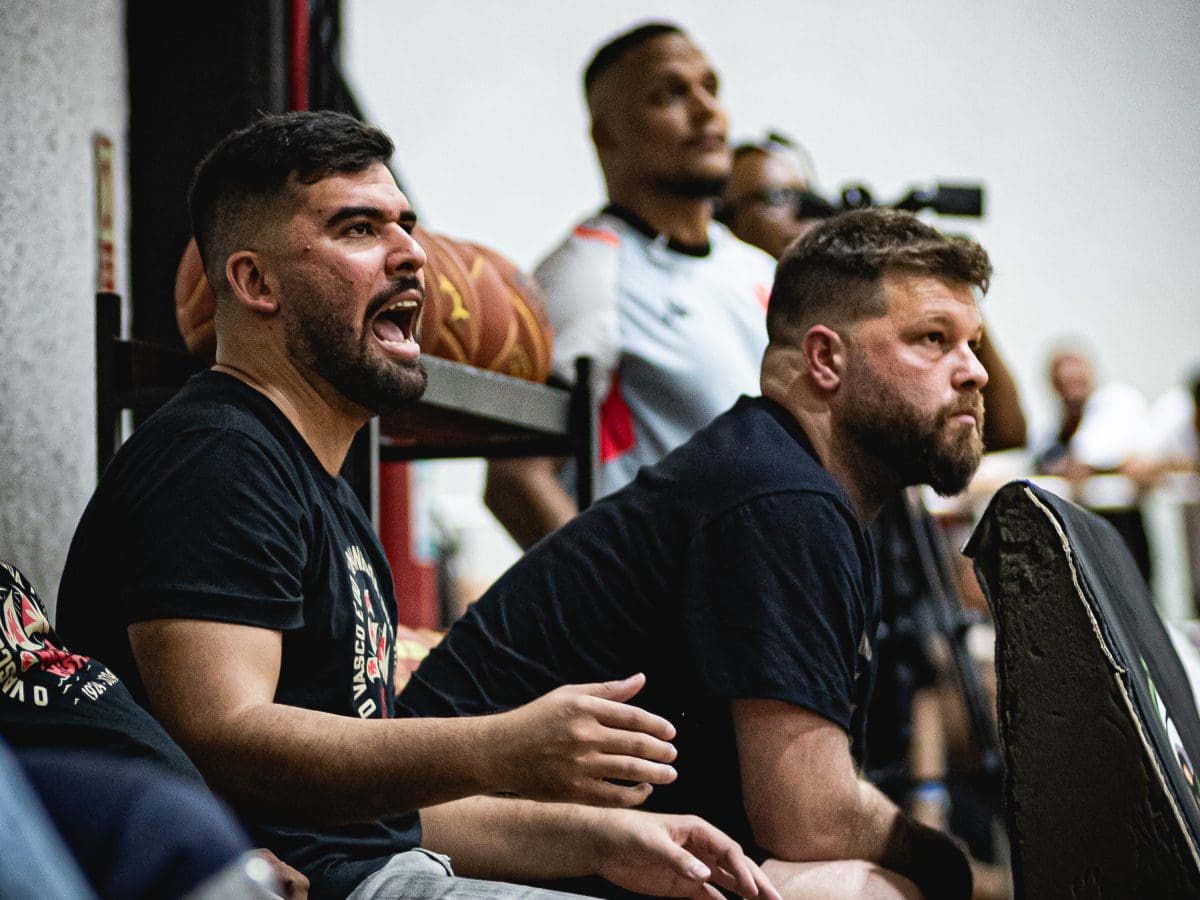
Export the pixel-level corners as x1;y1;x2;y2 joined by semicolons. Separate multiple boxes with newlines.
965;479;1200;899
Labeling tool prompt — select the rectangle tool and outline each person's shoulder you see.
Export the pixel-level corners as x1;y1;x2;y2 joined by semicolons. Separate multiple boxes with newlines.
662;396;848;505
535;211;628;314
536;210;624;264
116;371;309;484
709;220;778;270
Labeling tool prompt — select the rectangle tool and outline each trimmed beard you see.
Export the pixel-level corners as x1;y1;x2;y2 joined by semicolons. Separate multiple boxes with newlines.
284;275;428;415
841;353;984;497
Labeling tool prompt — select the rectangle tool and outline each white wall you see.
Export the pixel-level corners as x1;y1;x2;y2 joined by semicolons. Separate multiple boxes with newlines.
0;2;128;607
343;0;1200;592
345;0;1200;419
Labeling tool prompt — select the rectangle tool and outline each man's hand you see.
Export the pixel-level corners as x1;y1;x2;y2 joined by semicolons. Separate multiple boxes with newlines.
488;673;677;807
586;809;782;900
253;849;309;899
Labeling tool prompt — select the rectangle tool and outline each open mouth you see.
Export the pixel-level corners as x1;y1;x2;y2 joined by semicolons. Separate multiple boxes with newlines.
371;296;421;348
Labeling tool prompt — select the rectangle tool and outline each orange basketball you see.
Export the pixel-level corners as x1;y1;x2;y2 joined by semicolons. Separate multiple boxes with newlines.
414;227;553;383
174;237;217;364
412;225;482;365
465;241;553;383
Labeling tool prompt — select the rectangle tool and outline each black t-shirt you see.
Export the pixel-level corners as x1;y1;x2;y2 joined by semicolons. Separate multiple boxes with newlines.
399;395;880;889
55;370;417;900
0;559;202;784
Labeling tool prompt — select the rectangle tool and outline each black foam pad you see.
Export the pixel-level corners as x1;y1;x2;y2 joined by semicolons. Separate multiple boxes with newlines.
965;479;1200;898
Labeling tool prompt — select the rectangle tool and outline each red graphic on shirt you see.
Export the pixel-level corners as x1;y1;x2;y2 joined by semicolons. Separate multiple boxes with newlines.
363;590;389;688
573;225;621;248
754;283;771;312
599;369;636;462
1;587;89;680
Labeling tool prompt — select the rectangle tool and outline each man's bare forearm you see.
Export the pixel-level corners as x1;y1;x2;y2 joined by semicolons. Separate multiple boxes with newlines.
188;702;503;823
420;797;594;879
422;797;781;900
484;456;577;549
130;619;678;827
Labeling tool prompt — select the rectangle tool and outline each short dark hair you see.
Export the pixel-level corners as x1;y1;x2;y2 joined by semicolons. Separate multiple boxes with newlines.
583;21;683;95
187;110;394;292
767;208;992;344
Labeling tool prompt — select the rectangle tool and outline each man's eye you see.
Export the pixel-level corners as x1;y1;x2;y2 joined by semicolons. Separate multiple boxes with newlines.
651;83;687;104
924;332;945;346
347;222;373;236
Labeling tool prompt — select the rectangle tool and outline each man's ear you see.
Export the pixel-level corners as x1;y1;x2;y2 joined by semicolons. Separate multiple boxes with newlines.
226;251;279;315
801;325;846;393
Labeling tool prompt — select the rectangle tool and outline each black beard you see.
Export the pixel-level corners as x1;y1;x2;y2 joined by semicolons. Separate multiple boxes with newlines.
657;174;730;200
842;358;984;497
285;277;429;415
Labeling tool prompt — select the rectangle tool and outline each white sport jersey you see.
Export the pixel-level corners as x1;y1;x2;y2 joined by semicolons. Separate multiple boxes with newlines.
534;206;775;497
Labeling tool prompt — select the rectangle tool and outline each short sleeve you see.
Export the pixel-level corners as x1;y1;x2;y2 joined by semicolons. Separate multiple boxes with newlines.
534;224;621;402
119;429;309;630
681;492;870;731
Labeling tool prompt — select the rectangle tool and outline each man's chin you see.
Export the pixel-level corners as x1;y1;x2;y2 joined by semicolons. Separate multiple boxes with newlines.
377;365;428;414
659;173;730;200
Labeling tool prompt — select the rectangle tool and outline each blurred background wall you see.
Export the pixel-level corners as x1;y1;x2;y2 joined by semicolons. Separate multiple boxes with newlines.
342;0;1200;593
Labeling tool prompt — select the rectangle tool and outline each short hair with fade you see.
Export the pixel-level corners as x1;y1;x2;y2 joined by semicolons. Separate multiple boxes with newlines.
583;21;683;98
767;207;992;345
187;109;394;295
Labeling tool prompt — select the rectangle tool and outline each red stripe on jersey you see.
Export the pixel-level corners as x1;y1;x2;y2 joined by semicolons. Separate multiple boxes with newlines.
599;369;636;462
573;225;621;247
755;282;771;312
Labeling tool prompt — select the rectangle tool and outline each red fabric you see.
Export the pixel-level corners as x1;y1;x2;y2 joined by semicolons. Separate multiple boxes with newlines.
755;282;771;311
599;370;636;462
572;225;620;247
288;0;309;111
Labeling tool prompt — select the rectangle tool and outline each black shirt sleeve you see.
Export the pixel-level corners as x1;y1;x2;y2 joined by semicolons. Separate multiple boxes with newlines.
117;428;309;631
680;490;870;732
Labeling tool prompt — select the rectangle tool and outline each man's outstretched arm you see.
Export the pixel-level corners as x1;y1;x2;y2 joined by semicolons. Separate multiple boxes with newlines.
733;698;972;900
484;456;577;549
129;618;677;823
421;796;781;900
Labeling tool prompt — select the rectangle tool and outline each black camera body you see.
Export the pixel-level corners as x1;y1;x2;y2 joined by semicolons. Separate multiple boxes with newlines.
839;182;984;217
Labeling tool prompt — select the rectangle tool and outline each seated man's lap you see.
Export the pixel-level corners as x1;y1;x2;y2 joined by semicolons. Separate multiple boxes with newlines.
346;848;597;900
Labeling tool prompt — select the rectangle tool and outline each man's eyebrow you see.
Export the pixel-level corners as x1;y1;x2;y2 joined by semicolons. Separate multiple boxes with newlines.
326;206;383;228
325;206;417;229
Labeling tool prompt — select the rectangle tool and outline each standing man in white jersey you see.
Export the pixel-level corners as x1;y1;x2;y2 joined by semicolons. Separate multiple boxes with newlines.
485;21;776;549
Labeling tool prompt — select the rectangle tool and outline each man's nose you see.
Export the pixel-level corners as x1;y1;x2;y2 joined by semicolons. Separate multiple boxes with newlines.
957;344;990;391
689;86;722;123
386;225;426;276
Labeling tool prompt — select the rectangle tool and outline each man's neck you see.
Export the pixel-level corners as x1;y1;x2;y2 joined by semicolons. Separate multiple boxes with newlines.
605;187;713;248
762;366;896;527
211;356;367;477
